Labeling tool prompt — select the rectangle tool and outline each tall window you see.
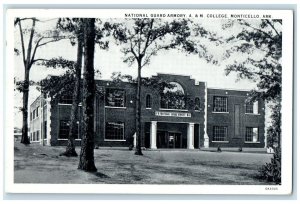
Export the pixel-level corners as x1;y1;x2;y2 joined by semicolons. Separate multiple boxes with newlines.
44;121;47;139
59;95;73;104
245;101;258;114
33;110;36;119
213;96;228;112
245;127;259;142
213;126;228;141
146;94;152;108
195;97;200;111
30;112;32;121
105;88;125;107
105;122;124;140
36;130;39;141
160;82;186;110
36;106;39;117
59;120;79;139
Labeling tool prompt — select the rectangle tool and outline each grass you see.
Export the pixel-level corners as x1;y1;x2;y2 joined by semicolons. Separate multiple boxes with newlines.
14;142;274;184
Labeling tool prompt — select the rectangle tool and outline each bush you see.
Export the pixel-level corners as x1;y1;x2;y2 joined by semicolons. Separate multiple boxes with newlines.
258;147;281;184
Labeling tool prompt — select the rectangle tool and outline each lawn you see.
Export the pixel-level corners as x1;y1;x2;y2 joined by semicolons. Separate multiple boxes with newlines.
14;142;273;184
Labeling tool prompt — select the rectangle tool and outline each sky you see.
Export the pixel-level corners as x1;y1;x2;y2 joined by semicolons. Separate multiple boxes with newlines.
13;18;263;128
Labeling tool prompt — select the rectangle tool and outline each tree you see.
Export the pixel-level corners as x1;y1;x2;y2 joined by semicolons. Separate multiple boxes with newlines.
113;18;199;155
223;19;282;183
56;18;84;157
78;18;97;172
39;18;108;156
223;19;282;148
15;18;65;145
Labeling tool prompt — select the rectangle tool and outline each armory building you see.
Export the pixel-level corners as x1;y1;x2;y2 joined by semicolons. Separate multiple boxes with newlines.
29;73;266;149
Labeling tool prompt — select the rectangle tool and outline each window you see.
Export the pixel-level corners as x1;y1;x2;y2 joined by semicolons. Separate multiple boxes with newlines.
213;126;228;141
105;122;124;140
36;106;39;117
105;89;125;107
33;132;36;141
59;120;79;139
36;130;39;141
44;121;47;139
245;127;259;142
160;82;186;110
195;97;200;111
30;133;32;141
59;95;73;104
245;101;258;114
213;96;228;112
146;94;152;108
30;112;32;121
33;110;36;119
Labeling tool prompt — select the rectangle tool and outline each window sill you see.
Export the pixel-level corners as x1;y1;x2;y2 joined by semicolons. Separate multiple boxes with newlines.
244;142;260;144
146;108;152;110
159;108;188;112
212;141;229;143
58;103;72;106
245;113;260;116
104;139;126;142
105;106;126;109
57;139;68;140
58;103;82;107
212;112;229;114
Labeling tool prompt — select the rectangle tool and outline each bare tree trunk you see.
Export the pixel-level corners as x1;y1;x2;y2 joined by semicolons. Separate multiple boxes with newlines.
20;19;36;145
78;18;97;172
21;68;30;144
61;35;83;157
135;60;143;155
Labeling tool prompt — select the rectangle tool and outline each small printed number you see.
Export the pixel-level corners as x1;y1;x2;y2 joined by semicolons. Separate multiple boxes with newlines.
265;187;278;190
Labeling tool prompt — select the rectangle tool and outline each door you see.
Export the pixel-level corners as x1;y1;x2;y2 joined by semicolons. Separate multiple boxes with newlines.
168;132;182;148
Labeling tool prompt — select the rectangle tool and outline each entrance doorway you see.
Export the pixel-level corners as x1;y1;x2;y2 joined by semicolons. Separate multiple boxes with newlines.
157;131;182;148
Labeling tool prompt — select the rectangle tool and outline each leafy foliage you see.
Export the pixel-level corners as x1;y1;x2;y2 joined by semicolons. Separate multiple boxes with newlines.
224;19;282;103
266;102;281;148
258;147;281;184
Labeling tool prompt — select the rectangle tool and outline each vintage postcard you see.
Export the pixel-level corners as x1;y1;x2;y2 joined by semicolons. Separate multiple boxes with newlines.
5;9;293;195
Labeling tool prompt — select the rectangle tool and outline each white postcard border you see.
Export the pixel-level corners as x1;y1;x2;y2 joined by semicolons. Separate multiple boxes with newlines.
5;9;294;195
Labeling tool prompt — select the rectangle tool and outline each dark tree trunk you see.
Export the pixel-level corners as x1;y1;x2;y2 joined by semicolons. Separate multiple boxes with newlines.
135;60;143;155
21;68;30;144
20;19;36;145
78;18;97;172
60;35;83;157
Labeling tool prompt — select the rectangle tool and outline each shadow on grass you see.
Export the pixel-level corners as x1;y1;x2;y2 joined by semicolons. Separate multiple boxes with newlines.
92;171;111;179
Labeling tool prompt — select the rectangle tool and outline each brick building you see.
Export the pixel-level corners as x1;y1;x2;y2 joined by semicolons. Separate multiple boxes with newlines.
29;73;266;149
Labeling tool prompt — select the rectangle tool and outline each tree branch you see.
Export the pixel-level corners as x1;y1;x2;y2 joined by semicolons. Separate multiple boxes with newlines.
141;19;154;56
18;19;26;66
265;19;280;36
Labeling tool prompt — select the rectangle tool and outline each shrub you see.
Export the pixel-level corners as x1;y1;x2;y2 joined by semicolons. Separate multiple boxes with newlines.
258;147;281;184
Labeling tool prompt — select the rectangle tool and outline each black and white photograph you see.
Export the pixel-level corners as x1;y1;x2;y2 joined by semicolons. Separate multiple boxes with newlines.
4;9;293;195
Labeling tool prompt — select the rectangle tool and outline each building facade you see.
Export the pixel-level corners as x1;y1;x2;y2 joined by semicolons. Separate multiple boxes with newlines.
29;73;265;149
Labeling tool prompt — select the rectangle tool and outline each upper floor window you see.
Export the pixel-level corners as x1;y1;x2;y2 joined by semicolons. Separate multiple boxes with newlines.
245;127;259;142
105;88;125;107
33;110;36;120
245;101;258;114
59;95;73;104
30;112;32;121
213;96;228;112
195;97;200;111
146;94;152;108
160;82;186;110
36;106;39;117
